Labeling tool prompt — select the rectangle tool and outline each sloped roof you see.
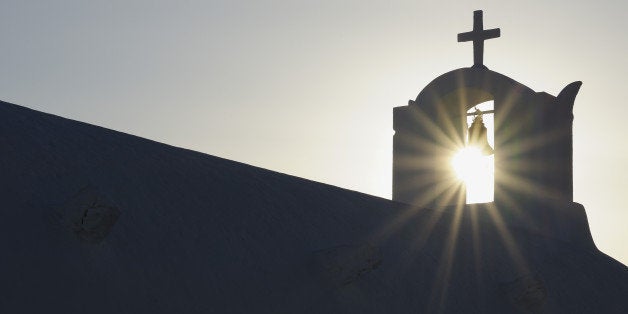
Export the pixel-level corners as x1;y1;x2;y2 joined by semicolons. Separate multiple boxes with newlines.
0;101;626;313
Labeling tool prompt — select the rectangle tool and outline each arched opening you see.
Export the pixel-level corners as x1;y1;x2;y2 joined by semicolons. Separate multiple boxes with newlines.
452;100;494;203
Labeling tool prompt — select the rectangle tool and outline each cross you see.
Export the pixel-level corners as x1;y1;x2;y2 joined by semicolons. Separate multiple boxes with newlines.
457;10;500;68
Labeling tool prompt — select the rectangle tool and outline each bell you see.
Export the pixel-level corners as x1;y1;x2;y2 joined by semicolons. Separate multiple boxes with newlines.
467;113;494;155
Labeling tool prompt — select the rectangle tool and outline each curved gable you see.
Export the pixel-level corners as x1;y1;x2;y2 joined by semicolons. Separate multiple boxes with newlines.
414;67;535;113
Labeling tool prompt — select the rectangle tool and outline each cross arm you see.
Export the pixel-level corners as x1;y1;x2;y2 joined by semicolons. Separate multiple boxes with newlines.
457;28;500;42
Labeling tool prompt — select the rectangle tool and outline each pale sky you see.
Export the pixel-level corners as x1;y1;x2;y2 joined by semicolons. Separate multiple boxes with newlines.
1;1;626;265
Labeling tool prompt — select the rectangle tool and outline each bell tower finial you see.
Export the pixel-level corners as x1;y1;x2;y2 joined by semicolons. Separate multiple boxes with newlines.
457;10;500;68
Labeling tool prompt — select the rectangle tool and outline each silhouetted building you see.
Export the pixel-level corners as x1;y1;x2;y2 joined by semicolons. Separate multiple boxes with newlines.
393;10;580;207
0;10;626;314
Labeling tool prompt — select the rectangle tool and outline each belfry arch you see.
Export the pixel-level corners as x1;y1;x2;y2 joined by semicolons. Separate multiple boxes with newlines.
393;67;581;207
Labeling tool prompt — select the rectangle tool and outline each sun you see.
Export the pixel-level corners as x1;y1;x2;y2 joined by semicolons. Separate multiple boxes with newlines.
451;147;494;203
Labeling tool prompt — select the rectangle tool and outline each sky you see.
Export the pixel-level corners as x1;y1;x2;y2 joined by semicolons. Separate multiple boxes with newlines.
0;1;626;265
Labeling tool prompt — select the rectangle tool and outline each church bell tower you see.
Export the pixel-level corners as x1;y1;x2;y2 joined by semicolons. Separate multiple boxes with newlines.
392;10;581;207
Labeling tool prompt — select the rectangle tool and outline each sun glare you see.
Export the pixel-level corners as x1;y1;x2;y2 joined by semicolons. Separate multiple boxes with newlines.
452;101;495;204
452;147;494;203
